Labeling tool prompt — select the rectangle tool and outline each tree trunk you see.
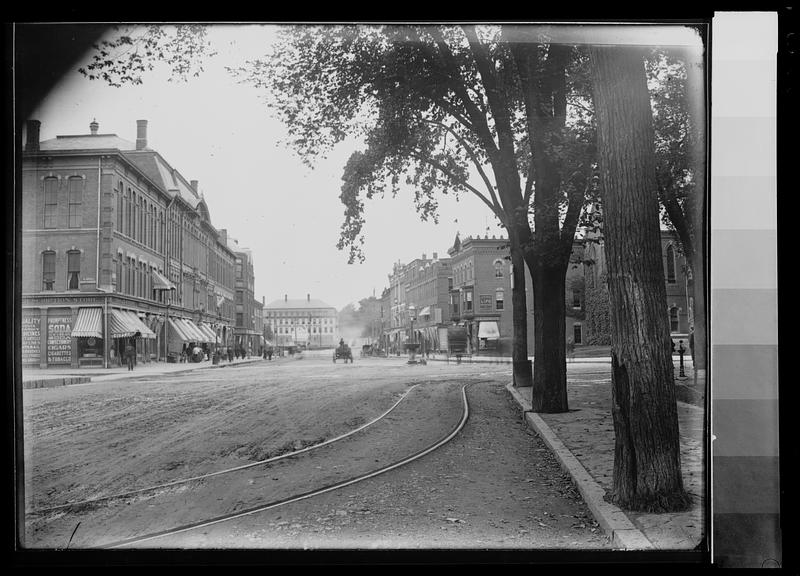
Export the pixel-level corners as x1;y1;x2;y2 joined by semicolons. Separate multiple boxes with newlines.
590;45;691;512
528;258;569;412
510;243;533;388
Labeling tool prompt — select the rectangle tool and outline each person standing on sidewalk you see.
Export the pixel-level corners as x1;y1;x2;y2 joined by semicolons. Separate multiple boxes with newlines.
124;340;135;371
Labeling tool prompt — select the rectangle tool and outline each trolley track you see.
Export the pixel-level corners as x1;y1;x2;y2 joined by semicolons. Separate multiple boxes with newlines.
26;379;481;549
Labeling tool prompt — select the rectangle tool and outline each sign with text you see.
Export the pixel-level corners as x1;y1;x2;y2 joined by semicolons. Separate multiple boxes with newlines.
479;294;493;311
22;314;41;364
46;315;73;365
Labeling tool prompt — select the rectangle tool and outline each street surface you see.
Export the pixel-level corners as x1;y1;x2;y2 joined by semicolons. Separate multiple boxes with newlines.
22;354;611;549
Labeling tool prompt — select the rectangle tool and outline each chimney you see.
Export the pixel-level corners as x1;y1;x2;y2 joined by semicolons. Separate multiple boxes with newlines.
26;119;41;152
307;293;310;302
285;294;288;303
90;118;99;135
136;119;148;150
190;180;198;192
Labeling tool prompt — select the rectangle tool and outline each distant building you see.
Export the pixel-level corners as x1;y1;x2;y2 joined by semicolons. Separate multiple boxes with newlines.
382;252;452;354
448;233;536;355
225;235;261;354
264;294;337;348
21;118;239;368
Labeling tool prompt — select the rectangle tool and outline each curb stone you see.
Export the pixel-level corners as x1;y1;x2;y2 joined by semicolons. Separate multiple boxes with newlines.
505;383;654;550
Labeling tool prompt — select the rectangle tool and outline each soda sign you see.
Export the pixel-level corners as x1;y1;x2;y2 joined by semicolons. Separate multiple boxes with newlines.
46;315;72;365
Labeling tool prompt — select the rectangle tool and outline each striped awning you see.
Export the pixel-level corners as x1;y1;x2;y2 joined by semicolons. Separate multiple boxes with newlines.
198;323;217;342
152;270;176;291
109;309;156;339
178;318;209;343
71;307;103;338
168;318;191;343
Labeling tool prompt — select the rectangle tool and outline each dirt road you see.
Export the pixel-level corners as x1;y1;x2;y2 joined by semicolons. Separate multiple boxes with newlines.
22;357;610;550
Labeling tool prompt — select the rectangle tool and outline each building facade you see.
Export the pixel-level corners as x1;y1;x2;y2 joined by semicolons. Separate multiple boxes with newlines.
402;252;452;354
264;295;338;349
225;236;262;355
581;229;692;345
21;118;243;368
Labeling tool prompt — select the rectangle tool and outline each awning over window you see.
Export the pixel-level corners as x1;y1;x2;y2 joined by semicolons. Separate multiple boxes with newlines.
168;318;191;343
198;323;217;342
178;318;212;343
477;321;500;339
152;270;176;291
419;306;431;317
71;307;103;338
109;309;156;339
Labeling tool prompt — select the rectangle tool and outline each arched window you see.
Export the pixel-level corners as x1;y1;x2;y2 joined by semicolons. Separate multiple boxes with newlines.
494;259;504;278
666;244;677;284
42;251;56;290
43;178;58;229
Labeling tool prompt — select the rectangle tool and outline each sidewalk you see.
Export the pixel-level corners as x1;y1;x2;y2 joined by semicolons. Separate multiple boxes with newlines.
506;373;705;551
21;355;268;387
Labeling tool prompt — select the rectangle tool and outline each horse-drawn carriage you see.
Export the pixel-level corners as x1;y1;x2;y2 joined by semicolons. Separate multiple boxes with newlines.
333;342;353;363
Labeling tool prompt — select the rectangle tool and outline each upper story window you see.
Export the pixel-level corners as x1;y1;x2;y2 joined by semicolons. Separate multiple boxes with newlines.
42;251;55;291
572;289;582;309
666;244;677;284
494;259;504;278
44;178;58;229
464;289;473;311
68;177;83;228
67;250;80;290
496;288;505;310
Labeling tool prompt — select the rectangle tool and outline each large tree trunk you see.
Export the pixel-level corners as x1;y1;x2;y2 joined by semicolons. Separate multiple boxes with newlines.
590;45;691;512
685;46;707;378
510;241;533;388
528;258;569;412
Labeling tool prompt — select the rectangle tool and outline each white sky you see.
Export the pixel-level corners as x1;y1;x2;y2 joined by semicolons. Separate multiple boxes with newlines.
28;24;506;311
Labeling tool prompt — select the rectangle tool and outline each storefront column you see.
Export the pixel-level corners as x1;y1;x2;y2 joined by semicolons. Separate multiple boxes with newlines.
38;308;47;369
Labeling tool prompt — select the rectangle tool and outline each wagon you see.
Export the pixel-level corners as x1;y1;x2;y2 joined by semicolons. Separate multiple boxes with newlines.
333;343;353;363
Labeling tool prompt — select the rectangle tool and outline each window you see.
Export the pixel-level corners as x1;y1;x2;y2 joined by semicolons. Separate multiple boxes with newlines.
496;288;504;310
669;307;679;332
573;324;583;345
117;184;123;231
494;259;504;278
572;289;582;309
465;290;473;311
666;245;676;284
44;178;58;228
236;313;243;327
68;177;82;228
42;251;55;290
67;250;80;290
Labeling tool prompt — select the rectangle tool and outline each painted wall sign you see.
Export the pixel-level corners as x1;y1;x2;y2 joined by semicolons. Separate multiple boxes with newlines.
22;314;41;364
46;315;73;365
479;294;493;311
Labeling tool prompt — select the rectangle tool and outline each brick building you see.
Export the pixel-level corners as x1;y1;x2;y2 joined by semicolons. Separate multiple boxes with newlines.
21;118;247;368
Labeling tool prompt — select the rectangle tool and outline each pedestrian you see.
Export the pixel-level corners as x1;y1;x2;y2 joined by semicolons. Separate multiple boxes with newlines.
267;348;273;361
109;345;116;365
228;347;234;362
689;328;695;359
566;337;575;362
124;340;135;371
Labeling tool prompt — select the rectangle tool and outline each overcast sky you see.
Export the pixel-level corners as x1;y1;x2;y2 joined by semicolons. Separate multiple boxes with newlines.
27;24;507;311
